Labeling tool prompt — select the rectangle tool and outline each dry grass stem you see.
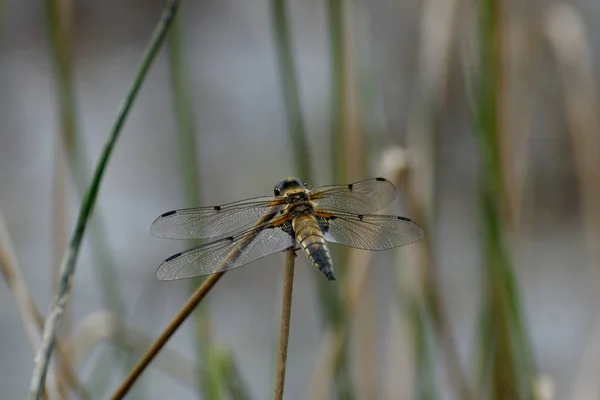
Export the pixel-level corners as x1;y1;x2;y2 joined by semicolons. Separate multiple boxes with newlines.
352;272;377;399
0;211;89;400
0;211;44;358
384;306;414;399
339;4;372;396
545;2;600;273
310;250;371;400
405;0;472;396
110;271;224;400
311;152;407;399
273;249;296;400
503;5;541;238
340;0;363;183
544;4;600;398
0;212;56;400
52;139;69;335
384;146;471;400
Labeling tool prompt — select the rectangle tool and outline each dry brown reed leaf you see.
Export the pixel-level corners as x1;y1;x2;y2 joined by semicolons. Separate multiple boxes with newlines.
383;305;414;399
499;3;540;236
340;2;374;396
309;149;409;400
544;2;600;274
404;0;472;396
341;0;364;183
544;4;600;399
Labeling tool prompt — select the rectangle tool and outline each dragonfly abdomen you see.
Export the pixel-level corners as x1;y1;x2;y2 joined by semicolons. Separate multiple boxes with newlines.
293;215;335;281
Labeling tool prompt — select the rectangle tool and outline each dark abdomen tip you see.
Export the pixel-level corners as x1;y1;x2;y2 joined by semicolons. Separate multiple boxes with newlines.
324;269;336;281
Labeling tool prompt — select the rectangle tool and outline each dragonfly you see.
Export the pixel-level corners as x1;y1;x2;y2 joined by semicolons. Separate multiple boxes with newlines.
150;177;424;281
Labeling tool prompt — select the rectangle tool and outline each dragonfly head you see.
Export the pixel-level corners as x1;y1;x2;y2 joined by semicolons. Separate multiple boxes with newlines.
274;177;308;197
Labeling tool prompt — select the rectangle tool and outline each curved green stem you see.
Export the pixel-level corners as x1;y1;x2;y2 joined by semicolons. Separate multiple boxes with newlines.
27;2;181;398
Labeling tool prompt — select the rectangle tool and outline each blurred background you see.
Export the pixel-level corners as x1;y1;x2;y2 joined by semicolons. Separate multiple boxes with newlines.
1;0;599;399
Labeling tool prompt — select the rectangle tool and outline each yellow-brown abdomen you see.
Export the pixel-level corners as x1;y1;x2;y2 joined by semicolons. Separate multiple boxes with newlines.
292;215;335;280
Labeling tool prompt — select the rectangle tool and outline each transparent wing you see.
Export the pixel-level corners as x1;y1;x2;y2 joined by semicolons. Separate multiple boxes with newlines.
156;222;295;280
150;196;286;239
318;212;423;250
309;177;397;214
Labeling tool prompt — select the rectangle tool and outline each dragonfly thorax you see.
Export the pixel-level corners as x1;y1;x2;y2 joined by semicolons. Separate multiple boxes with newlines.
286;201;314;217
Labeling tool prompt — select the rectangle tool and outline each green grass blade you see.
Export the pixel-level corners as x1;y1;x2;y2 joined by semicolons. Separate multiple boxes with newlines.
475;0;537;398
327;0;346;184
43;1;140;396
325;1;355;397
166;9;211;399
167;11;253;399
27;2;181;398
270;0;314;182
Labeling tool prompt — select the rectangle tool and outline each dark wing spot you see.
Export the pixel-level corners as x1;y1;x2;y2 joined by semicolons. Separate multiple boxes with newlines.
161;210;177;217
165;252;182;262
225;236;234;241
358;214;364;221
397;216;411;222
348;183;354;191
214;205;221;211
375;177;386;182
329;215;338;221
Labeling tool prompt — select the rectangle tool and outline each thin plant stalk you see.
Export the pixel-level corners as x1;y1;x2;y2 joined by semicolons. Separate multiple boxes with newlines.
397;0;464;397
544;5;600;397
544;2;600;275
476;0;536;398
109;271;225;400
166;9;223;400
309;153;405;399
45;0;125;319
336;5;372;395
44;1;136;396
219;350;253;400
325;1;356;396
167;14;250;399
273;249;296;400
270;0;313;182
269;2;353;397
500;1;540;239
0;211;89;400
45;6;77;380
113;202;280;398
0;217;58;400
309;250;370;399
27;2;181;398
328;0;347;184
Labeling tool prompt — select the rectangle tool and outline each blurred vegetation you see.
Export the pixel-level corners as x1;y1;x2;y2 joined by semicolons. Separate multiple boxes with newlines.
1;0;599;399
